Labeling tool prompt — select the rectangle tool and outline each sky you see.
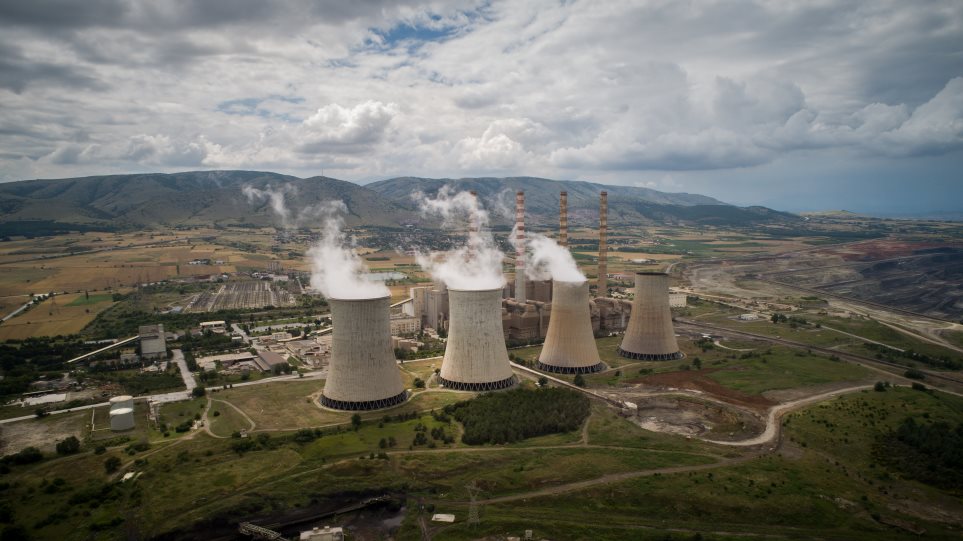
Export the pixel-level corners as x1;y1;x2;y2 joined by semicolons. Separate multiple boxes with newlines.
0;0;961;214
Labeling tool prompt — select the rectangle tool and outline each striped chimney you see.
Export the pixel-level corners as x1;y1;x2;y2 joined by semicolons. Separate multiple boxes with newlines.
597;191;608;298
559;191;568;247
515;191;526;303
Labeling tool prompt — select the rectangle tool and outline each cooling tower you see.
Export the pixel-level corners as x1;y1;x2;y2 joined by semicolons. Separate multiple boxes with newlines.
618;272;684;360
109;395;134;411
439;288;517;391
537;280;604;374
320;296;408;411
109;407;135;431
597;191;608;298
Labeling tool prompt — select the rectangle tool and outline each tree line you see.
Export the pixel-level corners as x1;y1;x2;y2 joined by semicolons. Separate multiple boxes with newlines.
444;387;590;445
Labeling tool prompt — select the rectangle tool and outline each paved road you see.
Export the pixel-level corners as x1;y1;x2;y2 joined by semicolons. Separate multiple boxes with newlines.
172;349;196;392
230;323;252;344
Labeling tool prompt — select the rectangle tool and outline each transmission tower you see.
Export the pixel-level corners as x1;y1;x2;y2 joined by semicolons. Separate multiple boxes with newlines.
466;481;481;526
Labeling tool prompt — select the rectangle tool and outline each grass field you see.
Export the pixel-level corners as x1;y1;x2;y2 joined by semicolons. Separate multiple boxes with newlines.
0;292;116;340
705;351;871;395
208;399;255;437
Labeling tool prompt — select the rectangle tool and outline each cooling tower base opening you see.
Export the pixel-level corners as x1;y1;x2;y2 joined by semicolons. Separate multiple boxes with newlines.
617;348;686;361
319;390;409;411
437;375;517;392
535;361;605;374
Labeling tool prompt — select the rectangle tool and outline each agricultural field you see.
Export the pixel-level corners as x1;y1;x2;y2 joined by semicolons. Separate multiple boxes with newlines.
0;292;117;340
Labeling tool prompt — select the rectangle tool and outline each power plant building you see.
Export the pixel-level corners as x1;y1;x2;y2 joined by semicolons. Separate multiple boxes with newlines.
138;324;167;360
320;296;408;411
439;288;517;391
618;272;684;360
538;280;604;373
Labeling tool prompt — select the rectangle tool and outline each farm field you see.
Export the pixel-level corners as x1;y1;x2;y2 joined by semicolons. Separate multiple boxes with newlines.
0;292;116;340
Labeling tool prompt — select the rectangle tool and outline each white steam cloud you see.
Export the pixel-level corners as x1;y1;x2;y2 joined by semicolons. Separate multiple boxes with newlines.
413;187;506;290
243;185;294;228
513;230;586;283
306;201;390;299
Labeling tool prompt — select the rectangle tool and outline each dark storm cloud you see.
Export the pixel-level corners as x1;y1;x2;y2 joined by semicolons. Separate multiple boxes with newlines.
0;41;104;93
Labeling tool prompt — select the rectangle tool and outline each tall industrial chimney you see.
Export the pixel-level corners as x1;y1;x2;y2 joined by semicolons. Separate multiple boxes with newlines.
559;191;568;247
321;296;408;410
537;280;603;374
597;191;608;298
439;288;517;391
515;191;526;303
618;272;684;360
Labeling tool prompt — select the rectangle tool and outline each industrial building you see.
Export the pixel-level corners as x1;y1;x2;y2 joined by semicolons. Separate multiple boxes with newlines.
537;280;604;373
439;288;517;391
618;272;684;360
320;296;408;411
138;324;167;360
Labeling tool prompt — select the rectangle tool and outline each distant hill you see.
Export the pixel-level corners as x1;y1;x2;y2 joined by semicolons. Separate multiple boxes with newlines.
367;176;795;227
0;171;419;230
0;171;798;232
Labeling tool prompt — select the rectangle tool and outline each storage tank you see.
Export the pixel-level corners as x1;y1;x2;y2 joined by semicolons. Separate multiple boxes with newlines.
109;395;134;411
618;272;684;360
537;280;604;373
439;288;517;391
109;407;135;431
320;296;408;411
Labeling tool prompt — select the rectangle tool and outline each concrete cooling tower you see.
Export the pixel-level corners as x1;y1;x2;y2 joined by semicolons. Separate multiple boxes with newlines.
439;288;517;391
320;296;408;411
110;407;135;431
537;280;604;374
618;272;684;360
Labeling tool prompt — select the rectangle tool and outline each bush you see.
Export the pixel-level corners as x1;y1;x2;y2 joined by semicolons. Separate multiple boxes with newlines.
191;387;206;398
1;447;42;466
55;436;81;455
873;381;889;392
573;373;586;387
904;368;925;380
104;456;121;474
413;378;425;388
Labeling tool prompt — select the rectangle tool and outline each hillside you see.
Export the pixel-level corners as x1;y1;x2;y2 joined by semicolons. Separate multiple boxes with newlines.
0;171;420;230
367;176;795;226
0;171;797;232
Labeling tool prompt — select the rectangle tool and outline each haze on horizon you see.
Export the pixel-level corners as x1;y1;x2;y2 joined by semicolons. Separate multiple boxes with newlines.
0;0;961;216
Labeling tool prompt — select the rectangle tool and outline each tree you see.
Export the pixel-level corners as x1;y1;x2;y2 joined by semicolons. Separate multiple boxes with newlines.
351;413;362;431
573;373;586;387
692;357;702;370
191;386;206;397
55;436;80;455
104;456;121;474
537;376;548;387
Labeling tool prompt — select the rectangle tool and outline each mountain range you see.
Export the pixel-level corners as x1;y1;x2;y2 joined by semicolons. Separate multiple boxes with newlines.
0;171;798;232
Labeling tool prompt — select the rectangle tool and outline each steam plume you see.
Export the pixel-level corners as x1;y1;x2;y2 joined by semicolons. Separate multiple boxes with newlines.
243;185;294;228
514;230;585;283
306;201;390;299
413;187;506;290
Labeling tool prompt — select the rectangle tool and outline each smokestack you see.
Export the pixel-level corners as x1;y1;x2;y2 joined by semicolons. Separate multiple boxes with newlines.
537;280;603;374
321;296;408;410
469;190;480;235
439;288;517;391
618;272;683;360
559;191;568;247
515;191;526;303
597;191;607;298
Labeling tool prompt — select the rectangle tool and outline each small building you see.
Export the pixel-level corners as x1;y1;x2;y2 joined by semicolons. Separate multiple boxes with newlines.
138;324;167;360
668;292;688;308
255;350;289;372
300;526;344;541
390;314;421;336
738;313;761;321
200;320;227;333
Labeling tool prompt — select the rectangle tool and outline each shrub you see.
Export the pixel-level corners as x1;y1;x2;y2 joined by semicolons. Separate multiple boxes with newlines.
104;456;121;474
55;436;81;455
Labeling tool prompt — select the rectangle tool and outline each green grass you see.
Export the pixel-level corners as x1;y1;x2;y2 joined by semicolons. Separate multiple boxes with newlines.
705;351;871;394
941;330;963;349
66;293;114;306
208;400;253;437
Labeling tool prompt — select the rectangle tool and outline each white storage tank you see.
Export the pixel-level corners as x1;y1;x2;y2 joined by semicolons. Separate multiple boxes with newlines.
109;395;134;411
109;407;135;431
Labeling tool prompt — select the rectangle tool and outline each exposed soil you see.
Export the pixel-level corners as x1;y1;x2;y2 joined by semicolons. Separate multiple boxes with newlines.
0;412;85;455
628;368;776;411
818;240;963;262
627;395;764;441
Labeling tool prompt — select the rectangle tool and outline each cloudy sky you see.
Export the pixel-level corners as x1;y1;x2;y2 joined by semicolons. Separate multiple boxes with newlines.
1;0;961;214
